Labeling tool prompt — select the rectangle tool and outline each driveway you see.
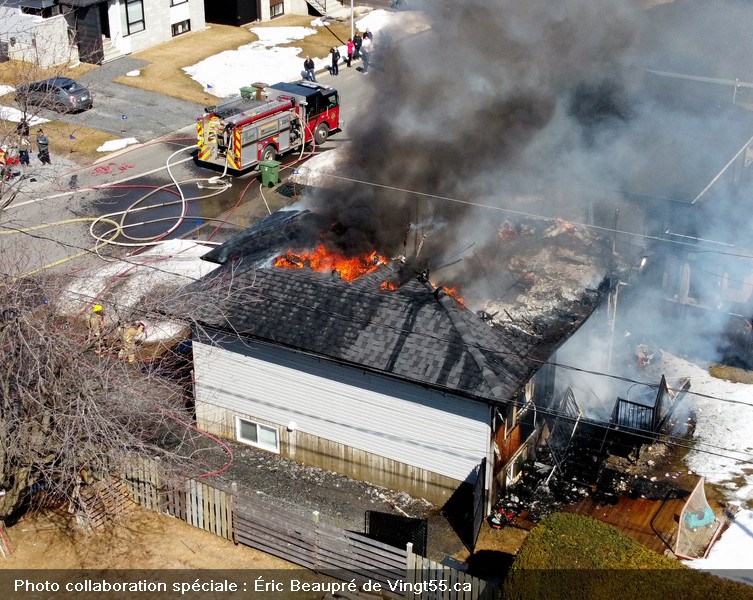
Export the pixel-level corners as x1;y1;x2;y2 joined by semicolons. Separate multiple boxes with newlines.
42;57;206;141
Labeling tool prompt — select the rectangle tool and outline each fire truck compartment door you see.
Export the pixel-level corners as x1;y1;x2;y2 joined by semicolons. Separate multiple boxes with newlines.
241;127;259;145
277;130;291;151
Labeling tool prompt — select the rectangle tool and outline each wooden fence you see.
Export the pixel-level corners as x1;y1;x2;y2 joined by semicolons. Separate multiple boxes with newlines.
120;459;498;600
406;543;496;600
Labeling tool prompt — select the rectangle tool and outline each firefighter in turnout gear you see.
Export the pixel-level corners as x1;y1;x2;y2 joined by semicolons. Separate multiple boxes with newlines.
118;321;146;363
87;303;106;354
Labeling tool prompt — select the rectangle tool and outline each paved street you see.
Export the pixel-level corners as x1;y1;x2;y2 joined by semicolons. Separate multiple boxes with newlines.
0;12;402;278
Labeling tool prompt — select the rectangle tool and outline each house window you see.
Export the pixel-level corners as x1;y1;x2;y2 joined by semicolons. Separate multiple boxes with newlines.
172;20;191;37
120;0;145;36
270;2;284;18
170;0;188;4
236;417;279;453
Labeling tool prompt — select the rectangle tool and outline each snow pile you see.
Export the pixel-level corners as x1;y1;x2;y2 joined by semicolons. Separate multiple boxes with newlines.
57;240;220;342
97;138;139;153
659;353;753;503
183;10;427;98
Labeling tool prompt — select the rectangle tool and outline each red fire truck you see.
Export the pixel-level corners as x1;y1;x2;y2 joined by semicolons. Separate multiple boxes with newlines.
197;80;340;172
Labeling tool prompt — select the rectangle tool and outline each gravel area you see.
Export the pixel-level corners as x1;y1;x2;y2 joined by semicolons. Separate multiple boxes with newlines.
181;432;468;561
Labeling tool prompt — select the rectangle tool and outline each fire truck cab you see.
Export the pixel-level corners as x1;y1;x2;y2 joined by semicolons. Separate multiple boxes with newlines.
197;80;340;173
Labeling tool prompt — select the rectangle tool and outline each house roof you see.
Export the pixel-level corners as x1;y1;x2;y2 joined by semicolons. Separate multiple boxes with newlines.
183;211;610;405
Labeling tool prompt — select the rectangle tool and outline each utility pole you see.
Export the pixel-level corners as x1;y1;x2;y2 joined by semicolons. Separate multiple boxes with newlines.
351;0;355;40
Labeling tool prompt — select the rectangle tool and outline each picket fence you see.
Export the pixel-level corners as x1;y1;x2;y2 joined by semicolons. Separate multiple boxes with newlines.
119;459;498;600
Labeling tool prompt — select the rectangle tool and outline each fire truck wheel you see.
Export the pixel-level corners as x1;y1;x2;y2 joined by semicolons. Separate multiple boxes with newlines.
314;123;330;146
261;145;277;162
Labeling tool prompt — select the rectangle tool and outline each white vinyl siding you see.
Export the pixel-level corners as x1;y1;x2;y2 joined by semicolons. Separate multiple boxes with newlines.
193;340;490;482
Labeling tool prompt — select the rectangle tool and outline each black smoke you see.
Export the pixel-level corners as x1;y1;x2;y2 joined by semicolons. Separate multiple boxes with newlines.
307;0;643;260
298;0;753;370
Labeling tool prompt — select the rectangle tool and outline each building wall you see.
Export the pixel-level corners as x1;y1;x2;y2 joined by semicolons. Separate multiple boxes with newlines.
193;337;492;504
198;401;466;503
107;0;207;56
0;8;77;67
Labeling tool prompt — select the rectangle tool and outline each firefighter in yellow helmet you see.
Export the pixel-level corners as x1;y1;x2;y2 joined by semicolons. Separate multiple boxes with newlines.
118;321;146;363
87;303;105;354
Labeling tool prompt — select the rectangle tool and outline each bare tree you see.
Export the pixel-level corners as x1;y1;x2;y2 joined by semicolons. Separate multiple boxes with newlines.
0;267;198;521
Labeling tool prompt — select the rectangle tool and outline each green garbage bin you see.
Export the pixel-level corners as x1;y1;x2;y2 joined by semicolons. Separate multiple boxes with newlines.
239;86;254;99
259;160;281;187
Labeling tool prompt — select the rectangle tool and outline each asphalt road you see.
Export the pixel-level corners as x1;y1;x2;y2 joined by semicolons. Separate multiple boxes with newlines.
0;22;392;277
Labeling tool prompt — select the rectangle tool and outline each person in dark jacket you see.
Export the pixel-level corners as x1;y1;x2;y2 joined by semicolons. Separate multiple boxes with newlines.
353;32;363;60
16;119;29;137
36;128;51;165
303;56;316;82
330;47;341;76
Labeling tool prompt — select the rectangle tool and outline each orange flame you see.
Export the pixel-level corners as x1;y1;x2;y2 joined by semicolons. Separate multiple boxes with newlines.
273;245;387;282
555;216;575;233
381;281;398;291
441;286;466;308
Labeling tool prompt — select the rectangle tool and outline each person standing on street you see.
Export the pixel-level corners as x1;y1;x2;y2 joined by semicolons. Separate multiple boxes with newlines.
361;36;372;74
16;119;29;138
17;136;30;171
346;38;354;68
330;47;341;76
353;32;363;60
36;128;51;165
303;56;317;82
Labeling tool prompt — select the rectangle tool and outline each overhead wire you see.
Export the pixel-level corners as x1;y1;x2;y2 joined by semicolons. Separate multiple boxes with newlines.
3;130;752;468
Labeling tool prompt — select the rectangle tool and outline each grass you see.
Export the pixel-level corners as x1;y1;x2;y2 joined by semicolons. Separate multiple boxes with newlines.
503;512;753;600
112;16;354;105
112;25;256;105
708;363;753;384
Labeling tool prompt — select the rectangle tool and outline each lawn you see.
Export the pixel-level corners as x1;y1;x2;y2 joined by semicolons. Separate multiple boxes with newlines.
113;16;353;105
503;512;753;600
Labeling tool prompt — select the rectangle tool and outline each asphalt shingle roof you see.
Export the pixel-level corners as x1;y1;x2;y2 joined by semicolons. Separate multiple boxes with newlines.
184;211;607;405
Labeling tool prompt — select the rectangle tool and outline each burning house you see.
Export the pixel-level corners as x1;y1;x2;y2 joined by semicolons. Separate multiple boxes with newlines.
178;207;614;534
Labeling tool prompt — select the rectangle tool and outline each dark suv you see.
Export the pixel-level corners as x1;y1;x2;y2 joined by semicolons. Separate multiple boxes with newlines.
15;77;93;113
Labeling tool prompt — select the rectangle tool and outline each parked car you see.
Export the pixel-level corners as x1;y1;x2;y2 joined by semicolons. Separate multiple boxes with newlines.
15;77;93;113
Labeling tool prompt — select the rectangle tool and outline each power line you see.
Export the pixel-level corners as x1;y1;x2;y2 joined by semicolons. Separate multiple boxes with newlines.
302;168;753;260
3;172;753;466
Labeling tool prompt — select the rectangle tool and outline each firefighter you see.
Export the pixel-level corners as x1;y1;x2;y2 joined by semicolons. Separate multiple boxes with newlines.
118;321;146;363
87;304;106;354
0;145;7;181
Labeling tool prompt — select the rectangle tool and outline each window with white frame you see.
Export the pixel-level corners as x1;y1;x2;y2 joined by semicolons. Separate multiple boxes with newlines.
236;417;279;452
270;2;284;18
172;19;191;37
121;0;145;36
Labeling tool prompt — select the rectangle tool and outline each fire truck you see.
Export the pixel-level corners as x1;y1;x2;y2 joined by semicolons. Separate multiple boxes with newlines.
197;80;340;172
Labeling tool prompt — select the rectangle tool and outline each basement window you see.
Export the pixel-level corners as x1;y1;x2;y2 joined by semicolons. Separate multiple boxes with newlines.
236;417;279;453
171;20;191;37
270;2;284;18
